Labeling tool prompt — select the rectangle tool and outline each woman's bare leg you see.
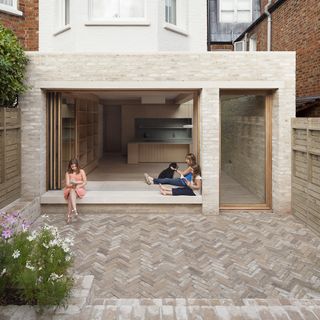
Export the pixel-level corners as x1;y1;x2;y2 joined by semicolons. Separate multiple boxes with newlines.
69;189;77;213
67;197;72;223
159;184;171;192
160;188;172;196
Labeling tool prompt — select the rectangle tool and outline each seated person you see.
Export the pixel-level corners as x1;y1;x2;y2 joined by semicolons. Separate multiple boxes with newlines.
160;164;202;196
144;153;196;187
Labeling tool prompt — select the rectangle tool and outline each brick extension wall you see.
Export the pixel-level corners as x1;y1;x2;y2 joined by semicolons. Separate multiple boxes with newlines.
245;0;320;99
0;0;38;51
19;52;295;215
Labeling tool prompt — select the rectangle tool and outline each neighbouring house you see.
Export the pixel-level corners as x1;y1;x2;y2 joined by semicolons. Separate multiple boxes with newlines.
0;0;38;50
234;0;320;117
208;0;261;51
1;0;295;217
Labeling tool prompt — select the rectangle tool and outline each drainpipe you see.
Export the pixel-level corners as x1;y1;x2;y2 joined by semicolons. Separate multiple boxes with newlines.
207;0;211;51
264;0;272;51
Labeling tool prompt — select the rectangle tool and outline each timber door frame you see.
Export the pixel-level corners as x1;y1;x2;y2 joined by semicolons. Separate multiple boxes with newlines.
219;90;273;210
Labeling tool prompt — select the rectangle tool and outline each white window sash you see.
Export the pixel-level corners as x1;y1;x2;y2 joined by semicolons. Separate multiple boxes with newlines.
89;0;146;21
219;0;252;23
234;40;246;51
0;0;17;8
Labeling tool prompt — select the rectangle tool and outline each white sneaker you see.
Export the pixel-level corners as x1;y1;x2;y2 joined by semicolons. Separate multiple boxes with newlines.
144;173;152;185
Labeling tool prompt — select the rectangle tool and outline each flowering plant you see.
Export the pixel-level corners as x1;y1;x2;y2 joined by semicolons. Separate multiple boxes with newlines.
0;211;74;310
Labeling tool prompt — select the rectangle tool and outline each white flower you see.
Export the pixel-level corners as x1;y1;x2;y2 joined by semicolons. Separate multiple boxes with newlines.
1;268;6;276
49;239;58;247
27;230;38;241
42;242;49;249
37;276;43;283
27;234;36;241
49;273;63;282
61;243;70;253
12;249;20;259
65;255;71;262
26;261;35;271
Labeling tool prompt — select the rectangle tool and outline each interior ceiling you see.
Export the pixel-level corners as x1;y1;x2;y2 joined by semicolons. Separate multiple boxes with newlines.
66;90;194;105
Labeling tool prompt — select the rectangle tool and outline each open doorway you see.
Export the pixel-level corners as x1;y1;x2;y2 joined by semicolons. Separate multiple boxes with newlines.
219;91;272;209
47;90;199;190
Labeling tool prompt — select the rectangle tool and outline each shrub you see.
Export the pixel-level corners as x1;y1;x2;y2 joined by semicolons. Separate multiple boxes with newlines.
0;24;28;107
0;212;74;310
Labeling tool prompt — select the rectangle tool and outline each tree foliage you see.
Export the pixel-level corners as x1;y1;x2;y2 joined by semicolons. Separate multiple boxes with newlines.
0;24;28;107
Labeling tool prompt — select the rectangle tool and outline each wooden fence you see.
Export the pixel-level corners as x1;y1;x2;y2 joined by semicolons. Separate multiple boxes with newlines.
0;108;21;209
292;118;320;234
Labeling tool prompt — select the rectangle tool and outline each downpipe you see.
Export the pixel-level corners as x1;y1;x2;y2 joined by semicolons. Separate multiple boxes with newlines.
264;0;272;51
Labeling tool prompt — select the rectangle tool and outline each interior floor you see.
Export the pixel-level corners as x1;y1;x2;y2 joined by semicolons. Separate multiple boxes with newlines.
88;153;185;182
220;171;263;204
87;155;264;204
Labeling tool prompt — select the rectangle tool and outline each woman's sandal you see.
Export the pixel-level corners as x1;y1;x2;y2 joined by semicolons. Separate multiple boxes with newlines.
72;209;79;218
67;213;72;224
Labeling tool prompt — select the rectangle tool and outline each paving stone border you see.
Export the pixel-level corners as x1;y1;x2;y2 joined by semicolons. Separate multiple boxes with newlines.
0;275;94;320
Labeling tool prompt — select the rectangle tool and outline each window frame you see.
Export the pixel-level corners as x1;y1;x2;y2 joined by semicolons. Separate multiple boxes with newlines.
219;0;252;24
249;35;257;51
54;0;71;36
165;0;177;25
87;0;149;25
0;0;23;16
163;0;188;36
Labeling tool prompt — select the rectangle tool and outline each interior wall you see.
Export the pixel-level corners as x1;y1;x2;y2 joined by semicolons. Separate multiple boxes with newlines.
221;95;266;201
121;102;193;154
103;105;122;153
98;104;104;158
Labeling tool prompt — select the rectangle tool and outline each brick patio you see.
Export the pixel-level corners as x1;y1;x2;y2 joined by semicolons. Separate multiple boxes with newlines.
37;212;320;301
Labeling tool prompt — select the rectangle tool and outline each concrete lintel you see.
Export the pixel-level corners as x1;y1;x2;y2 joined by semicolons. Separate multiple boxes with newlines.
37;80;284;91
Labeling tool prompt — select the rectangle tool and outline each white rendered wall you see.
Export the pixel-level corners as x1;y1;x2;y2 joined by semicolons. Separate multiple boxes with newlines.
39;0;207;52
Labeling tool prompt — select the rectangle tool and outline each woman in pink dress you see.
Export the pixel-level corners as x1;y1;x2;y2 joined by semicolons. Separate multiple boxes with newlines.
64;158;87;223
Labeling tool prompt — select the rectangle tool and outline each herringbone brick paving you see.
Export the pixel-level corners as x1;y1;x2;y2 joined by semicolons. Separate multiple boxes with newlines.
37;212;320;302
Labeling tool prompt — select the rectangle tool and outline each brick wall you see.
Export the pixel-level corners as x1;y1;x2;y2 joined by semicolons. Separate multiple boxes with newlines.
210;44;233;51
246;0;320;99
0;0;39;51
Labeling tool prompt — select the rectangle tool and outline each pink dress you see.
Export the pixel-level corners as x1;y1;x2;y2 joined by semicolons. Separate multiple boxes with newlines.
64;171;86;200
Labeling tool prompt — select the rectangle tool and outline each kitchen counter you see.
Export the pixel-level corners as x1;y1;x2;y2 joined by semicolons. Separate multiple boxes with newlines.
127;140;192;163
129;139;192;144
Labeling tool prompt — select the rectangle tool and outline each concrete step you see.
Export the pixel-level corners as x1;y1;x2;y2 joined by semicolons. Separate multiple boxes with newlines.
41;203;202;214
41;181;202;214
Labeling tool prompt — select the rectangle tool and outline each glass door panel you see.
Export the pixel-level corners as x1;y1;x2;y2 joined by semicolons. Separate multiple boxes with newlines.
220;94;270;207
61;101;76;180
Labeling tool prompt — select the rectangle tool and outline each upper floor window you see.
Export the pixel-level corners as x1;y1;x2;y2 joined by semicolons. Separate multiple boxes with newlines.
165;0;176;25
164;0;187;34
54;0;70;35
90;0;146;21
219;0;252;23
0;0;23;16
62;0;70;26
0;0;16;7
